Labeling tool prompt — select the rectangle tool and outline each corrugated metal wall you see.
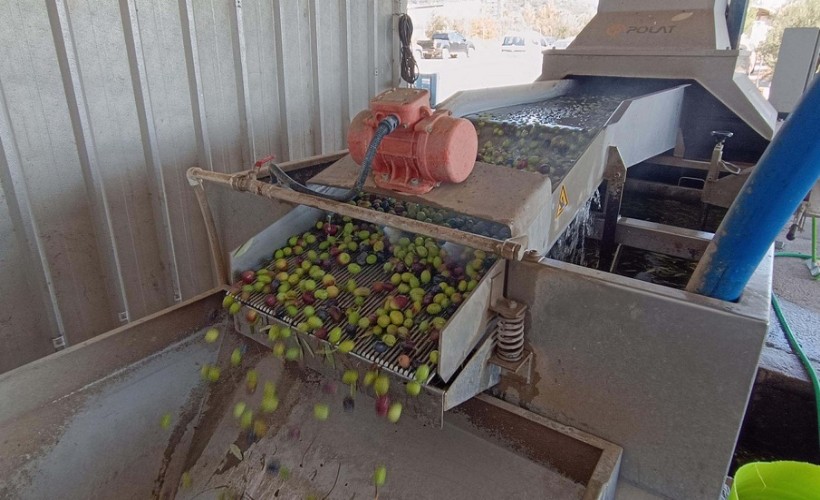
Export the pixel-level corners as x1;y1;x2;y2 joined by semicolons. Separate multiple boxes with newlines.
0;0;397;372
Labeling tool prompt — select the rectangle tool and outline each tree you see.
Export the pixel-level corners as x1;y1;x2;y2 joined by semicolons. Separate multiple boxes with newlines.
758;0;820;72
521;1;591;39
470;17;501;40
425;14;450;38
742;7;759;35
424;14;468;38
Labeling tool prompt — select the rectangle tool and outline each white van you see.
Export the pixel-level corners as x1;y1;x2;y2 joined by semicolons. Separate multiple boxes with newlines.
501;31;553;54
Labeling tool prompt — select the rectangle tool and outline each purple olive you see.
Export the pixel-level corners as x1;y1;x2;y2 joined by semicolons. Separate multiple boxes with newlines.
375;395;390;417
327;306;343;322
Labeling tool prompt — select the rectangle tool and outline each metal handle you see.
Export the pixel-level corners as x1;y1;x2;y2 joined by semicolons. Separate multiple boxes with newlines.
254;154;276;169
711;130;734;145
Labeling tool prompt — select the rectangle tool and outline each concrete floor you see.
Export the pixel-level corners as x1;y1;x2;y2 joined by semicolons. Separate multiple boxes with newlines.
1;321;604;499
763;221;820;381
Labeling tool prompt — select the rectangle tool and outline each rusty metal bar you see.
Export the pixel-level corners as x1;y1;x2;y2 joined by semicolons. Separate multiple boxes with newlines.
189;178;228;286
277;150;347;173
187;167;524;260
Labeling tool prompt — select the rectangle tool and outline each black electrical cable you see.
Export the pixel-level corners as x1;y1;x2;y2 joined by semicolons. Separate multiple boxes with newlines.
267;115;400;202
398;14;419;85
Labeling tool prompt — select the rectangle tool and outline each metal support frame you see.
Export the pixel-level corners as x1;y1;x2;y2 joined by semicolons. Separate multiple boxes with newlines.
701;137;754;210
594;217;712;261
648;154;755;172
47;0;131;324
599;147;627;271
230;0;256;168
688;77;820;300
120;0;183;304
178;0;214;172
190;151;346;286
0;81;68;348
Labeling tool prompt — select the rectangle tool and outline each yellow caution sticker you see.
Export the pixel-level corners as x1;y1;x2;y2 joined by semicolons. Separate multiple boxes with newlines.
556;185;569;217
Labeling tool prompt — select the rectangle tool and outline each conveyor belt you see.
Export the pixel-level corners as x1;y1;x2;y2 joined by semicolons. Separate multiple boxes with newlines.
467;91;633;186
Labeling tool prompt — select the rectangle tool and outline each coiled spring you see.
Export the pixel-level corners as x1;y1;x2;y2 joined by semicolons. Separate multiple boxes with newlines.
495;301;526;362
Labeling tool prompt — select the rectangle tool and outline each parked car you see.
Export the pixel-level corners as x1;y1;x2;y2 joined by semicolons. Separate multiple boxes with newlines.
418;32;475;59
552;37;575;50
501;31;553;54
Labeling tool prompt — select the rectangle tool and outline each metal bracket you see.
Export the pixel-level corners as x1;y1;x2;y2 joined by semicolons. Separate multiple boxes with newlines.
488;298;533;384
489;348;534;384
702;134;754;210
599;147;626;271
51;335;67;351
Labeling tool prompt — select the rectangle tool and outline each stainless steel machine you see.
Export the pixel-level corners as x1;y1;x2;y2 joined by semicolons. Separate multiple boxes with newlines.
0;1;779;499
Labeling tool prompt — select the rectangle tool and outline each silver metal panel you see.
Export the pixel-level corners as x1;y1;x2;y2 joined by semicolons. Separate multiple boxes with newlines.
0;0;118;350
540;51;776;140
65;0;174;320
48;0;136;322
0;0;395;373
0;82;65;359
243;0;284;163
137;0;215;300
605;85;686;168
439;79;574;117
571;0;729;51
121;0;183;304
310;156;554;253
438;259;505;382
443;333;502;410
502;254;772;499
769;28;820;114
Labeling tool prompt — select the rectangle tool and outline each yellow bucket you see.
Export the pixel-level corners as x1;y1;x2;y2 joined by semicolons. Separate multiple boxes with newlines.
729;461;820;500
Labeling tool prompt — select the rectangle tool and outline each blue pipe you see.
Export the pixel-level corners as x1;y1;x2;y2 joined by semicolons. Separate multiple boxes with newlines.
686;77;820;301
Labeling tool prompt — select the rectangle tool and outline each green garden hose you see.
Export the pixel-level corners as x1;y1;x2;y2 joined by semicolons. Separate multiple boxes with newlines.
772;252;820;450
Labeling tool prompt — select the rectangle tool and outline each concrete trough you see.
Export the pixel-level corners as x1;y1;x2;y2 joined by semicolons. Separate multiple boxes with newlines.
0;290;621;499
